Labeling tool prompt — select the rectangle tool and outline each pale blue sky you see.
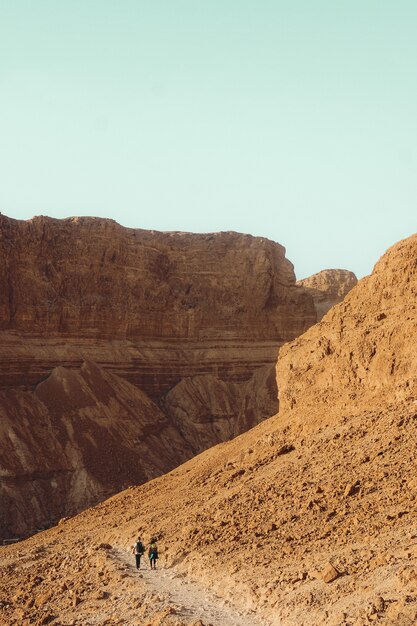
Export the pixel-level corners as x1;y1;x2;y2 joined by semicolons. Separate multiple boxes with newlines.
1;1;416;278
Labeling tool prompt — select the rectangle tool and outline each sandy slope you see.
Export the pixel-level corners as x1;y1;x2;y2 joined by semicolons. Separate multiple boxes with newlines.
1;397;416;625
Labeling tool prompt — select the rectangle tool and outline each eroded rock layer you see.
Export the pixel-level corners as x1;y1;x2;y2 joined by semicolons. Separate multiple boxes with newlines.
0;214;316;539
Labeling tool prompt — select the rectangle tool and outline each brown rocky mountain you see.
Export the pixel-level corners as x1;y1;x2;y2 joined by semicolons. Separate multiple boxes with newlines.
0;214;318;541
1;234;416;625
297;269;357;320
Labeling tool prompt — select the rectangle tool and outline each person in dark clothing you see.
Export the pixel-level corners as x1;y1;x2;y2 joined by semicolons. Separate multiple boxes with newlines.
133;536;145;569
148;538;158;569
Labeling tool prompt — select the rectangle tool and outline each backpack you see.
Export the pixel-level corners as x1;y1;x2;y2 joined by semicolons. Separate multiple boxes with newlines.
149;543;158;558
135;541;144;555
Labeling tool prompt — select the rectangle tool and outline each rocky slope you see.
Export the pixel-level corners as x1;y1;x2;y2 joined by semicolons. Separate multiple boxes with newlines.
0;214;317;540
1;235;416;625
280;240;417;419
297;269;357;320
0;361;278;540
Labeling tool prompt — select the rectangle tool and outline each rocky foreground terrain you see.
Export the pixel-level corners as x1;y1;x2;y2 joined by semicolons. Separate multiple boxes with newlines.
0;234;416;625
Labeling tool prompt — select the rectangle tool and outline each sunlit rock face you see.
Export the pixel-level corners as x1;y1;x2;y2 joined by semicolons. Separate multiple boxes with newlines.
0;214;316;391
0;214;317;540
280;234;417;418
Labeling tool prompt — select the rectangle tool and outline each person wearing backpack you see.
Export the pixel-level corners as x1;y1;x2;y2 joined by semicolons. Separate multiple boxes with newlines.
132;536;145;569
148;538;158;570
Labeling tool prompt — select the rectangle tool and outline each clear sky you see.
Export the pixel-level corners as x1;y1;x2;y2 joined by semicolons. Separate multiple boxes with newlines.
1;1;416;279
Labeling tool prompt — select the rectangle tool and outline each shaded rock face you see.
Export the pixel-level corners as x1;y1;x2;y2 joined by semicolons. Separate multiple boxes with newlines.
164;364;278;455
0;361;277;539
2;235;417;625
0;361;190;538
0;214;316;539
297;268;357;321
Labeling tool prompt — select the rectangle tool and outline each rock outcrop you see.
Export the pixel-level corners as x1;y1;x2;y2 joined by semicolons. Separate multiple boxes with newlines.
0;214;317;539
1;234;415;625
297;268;357;320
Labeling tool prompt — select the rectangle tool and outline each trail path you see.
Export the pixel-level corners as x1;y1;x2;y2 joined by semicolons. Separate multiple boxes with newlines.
114;547;270;626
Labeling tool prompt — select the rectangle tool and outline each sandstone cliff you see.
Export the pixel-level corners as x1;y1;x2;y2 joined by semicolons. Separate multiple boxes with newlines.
0;214;316;394
0;214;312;343
0;234;415;625
297;268;357;321
0;214;316;540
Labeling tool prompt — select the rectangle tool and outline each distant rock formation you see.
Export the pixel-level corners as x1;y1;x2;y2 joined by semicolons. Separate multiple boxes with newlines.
163;364;278;455
0;214;316;539
297;269;357;320
0;361;190;538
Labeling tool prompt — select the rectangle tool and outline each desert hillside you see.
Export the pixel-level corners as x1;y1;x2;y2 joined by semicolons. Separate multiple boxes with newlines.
0;235;416;625
279;235;417;418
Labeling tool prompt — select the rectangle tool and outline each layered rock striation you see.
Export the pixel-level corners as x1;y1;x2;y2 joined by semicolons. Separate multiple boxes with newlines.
0;214;316;539
0;214;315;392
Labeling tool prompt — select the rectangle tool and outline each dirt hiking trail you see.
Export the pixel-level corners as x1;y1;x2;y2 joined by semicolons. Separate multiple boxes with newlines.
114;547;270;626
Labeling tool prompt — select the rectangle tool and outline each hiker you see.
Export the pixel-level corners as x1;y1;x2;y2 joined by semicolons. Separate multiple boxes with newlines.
148;538;158;569
132;536;145;569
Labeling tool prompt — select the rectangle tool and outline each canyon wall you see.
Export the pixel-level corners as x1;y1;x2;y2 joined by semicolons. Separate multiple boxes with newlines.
0;214;315;392
0;214;318;540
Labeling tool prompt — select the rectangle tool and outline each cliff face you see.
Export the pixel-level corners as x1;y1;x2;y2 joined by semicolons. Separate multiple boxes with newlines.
0;214;316;539
1;234;417;625
297;268;357;321
0;215;315;393
0;214;309;341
